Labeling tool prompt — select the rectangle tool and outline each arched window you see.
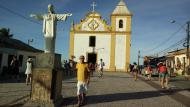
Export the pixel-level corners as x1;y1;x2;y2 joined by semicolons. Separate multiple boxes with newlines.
119;20;123;28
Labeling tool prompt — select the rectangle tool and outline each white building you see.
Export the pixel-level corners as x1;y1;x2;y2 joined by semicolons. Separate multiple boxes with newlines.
167;48;189;75
69;0;132;72
0;36;43;75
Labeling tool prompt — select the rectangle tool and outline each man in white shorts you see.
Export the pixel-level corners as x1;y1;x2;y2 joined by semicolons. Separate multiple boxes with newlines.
76;55;90;106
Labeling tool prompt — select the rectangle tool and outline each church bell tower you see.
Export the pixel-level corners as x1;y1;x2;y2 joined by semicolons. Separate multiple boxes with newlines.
110;0;132;71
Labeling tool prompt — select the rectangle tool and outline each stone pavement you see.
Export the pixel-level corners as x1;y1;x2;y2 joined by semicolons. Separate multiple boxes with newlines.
0;79;30;107
62;72;190;107
0;72;190;107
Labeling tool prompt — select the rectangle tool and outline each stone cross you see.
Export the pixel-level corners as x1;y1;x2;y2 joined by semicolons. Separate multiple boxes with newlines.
91;2;97;12
31;4;72;53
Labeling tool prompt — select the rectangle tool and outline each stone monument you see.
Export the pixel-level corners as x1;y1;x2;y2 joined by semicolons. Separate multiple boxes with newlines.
28;4;72;106
31;4;72;53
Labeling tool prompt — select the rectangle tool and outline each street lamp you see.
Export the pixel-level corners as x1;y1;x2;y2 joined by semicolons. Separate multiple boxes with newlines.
28;38;33;46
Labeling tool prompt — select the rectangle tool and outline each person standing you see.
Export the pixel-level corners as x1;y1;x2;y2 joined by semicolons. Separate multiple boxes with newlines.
159;62;169;89
133;62;138;81
69;59;73;76
98;59;105;78
10;56;19;81
130;64;134;72
25;58;33;85
63;60;68;76
76;55;90;106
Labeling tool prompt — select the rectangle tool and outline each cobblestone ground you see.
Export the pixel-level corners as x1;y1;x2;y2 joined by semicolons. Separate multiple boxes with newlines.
0;79;31;107
0;72;189;107
62;72;190;107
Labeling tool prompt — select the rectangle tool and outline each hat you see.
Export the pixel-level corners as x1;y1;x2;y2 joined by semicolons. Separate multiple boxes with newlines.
27;58;32;61
79;55;85;59
158;62;163;64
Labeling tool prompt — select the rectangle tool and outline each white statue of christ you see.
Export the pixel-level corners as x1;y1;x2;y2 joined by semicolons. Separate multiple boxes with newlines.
31;4;72;53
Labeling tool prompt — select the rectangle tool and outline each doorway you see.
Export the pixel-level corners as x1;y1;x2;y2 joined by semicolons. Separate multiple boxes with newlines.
87;53;97;64
0;53;2;68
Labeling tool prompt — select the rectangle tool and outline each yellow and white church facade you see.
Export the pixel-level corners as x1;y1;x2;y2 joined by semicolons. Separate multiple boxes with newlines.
69;0;132;72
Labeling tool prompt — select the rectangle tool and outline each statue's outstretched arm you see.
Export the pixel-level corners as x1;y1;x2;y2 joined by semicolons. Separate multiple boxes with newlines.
30;14;44;20
56;13;72;21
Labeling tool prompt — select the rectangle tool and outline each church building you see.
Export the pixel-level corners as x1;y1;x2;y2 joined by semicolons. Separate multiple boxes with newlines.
69;0;132;71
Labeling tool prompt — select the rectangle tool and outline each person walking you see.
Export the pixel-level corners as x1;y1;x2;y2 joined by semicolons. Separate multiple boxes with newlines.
159;62;169;89
25;58;33;85
157;62;162;83
133;62;138;81
129;64;133;72
88;62;95;77
98;59;105;78
147;64;152;80
76;55;90;106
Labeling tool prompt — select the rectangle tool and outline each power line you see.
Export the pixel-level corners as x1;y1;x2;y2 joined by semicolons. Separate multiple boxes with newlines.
0;4;41;25
154;39;185;56
142;24;186;52
151;37;186;57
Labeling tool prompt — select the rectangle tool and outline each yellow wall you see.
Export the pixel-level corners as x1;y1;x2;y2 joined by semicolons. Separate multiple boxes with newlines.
110;15;132;72
125;16;131;72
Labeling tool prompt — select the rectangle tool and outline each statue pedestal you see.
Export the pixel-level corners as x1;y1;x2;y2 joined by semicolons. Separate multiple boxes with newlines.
27;53;63;107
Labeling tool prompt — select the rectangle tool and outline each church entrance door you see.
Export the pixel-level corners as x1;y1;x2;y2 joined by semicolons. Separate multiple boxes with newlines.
87;53;97;64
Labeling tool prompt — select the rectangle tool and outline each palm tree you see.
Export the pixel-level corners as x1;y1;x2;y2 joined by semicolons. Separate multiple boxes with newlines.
0;28;13;38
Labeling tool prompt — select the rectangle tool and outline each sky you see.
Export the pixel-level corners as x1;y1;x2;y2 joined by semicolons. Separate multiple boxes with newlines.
0;0;190;64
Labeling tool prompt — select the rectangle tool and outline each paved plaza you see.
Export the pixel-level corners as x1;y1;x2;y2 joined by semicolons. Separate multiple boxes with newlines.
0;72;190;107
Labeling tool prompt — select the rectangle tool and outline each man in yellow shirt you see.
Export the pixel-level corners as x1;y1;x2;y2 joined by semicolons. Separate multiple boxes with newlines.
76;55;90;106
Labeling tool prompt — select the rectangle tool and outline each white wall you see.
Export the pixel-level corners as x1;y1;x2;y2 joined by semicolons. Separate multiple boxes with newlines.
0;53;8;72
0;48;39;74
115;35;126;69
175;54;187;65
74;34;111;69
116;17;127;31
174;54;187;73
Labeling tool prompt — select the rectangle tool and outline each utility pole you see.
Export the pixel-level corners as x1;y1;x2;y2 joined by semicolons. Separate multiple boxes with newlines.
138;50;140;66
187;21;190;66
138;50;140;73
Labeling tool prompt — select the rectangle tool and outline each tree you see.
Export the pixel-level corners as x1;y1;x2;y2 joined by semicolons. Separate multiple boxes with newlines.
0;28;13;38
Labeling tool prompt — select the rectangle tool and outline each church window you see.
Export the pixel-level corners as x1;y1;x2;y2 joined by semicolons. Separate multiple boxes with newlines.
119;20;123;28
89;36;96;47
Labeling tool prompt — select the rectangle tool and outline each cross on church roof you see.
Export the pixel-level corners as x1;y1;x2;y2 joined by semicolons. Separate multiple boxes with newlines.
91;2;97;12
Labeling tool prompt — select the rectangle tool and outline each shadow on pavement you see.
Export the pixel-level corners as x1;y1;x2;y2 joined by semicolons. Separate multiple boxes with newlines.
103;75;133;79
61;90;169;106
0;89;30;94
62;87;190;106
0;94;29;107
